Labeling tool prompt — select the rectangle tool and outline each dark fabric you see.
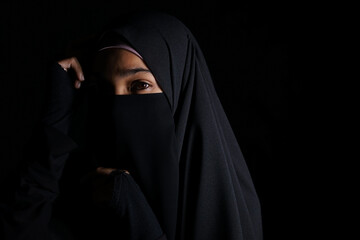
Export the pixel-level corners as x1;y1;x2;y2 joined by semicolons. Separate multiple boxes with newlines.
0;63;166;240
42;62;77;135
94;11;263;240
0;62;78;240
1;11;263;240
0;124;77;240
110;170;164;240
57;169;165;240
87;93;178;240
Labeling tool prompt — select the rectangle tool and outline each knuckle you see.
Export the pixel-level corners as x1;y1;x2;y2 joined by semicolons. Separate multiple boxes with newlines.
70;57;76;65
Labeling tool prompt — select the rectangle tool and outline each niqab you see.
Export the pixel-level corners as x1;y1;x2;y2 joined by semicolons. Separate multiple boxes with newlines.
85;11;263;240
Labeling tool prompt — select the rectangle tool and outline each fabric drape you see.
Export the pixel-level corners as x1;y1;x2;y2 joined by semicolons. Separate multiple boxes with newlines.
95;11;263;240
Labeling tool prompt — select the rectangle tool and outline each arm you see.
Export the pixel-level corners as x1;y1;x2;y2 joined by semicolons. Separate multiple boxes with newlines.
1;59;83;240
87;168;167;240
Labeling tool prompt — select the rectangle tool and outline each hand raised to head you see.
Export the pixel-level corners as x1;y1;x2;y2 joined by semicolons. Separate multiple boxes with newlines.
58;57;85;89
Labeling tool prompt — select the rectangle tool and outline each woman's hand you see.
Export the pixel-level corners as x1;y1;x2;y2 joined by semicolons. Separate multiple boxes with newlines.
95;167;129;175
41;57;86;133
82;167;130;205
57;57;85;89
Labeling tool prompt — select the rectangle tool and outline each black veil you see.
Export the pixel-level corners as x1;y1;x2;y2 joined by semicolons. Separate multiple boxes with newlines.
92;11;263;240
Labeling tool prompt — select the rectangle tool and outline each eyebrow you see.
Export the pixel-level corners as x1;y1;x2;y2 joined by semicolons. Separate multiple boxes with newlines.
117;67;152;77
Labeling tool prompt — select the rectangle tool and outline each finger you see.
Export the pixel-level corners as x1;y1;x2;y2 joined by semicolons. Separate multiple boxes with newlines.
96;167;118;175
74;79;81;89
57;57;85;81
57;58;72;72
120;170;130;175
70;57;85;81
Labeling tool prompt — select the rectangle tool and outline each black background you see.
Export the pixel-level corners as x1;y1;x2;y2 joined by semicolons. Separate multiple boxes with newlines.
0;1;312;239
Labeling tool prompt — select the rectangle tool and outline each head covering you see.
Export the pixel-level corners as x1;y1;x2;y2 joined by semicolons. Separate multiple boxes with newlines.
92;11;263;240
98;42;143;59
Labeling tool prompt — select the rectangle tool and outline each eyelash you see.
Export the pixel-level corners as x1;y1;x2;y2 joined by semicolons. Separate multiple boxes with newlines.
129;80;152;92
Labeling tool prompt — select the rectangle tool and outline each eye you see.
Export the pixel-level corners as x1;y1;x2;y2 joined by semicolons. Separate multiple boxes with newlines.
130;80;151;92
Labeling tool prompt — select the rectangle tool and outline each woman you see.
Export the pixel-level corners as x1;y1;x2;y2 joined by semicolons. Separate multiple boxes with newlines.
1;11;263;240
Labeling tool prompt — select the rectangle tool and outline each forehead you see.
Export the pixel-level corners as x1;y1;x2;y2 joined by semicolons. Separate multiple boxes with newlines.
99;48;147;69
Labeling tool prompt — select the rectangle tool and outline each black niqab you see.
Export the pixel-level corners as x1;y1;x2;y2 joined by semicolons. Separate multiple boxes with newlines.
93;11;263;240
89;93;178;239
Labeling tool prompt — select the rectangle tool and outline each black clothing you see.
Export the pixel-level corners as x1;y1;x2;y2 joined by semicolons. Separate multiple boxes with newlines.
90;93;178;240
1;11;262;240
97;11;263;240
0;64;167;240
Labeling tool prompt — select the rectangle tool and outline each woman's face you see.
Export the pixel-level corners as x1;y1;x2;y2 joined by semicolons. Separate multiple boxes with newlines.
94;48;162;95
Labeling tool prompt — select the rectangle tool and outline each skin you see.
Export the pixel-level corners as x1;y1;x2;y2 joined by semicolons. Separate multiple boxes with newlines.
58;48;162;95
94;48;163;95
58;48;161;202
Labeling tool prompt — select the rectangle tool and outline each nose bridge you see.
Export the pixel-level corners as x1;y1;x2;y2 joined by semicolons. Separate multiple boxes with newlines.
114;86;130;95
113;80;130;95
